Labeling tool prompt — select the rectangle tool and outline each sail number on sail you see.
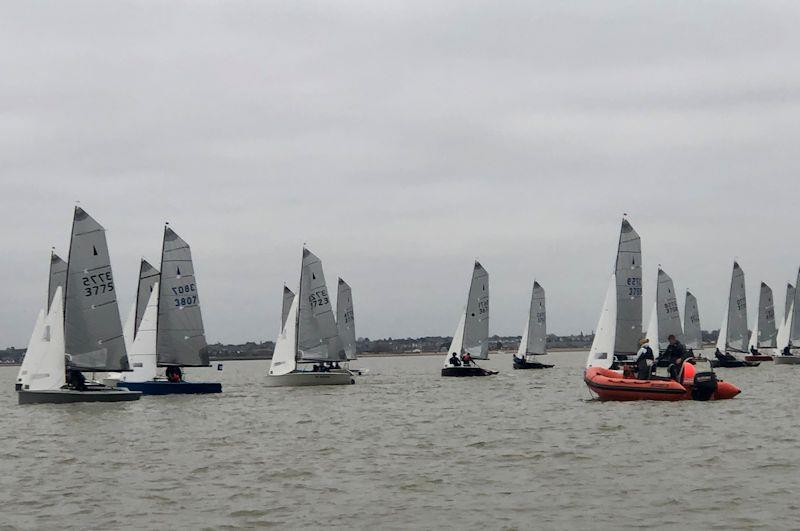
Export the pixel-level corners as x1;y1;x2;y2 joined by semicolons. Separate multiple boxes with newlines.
309;289;330;308
82;272;114;296
343;308;354;323
478;299;489;315
663;299;679;314
536;312;545;323
736;297;746;311
626;277;641;296
173;283;197;307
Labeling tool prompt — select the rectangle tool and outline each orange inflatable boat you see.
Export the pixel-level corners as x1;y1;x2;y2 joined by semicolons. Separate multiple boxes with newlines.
584;361;740;401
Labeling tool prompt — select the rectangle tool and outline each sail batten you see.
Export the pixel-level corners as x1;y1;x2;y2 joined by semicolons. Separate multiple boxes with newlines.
156;227;208;367
63;207;130;371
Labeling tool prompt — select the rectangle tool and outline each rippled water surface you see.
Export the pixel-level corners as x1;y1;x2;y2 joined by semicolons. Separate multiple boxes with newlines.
2;352;799;530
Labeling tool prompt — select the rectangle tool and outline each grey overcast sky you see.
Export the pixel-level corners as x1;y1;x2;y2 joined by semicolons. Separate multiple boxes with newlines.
2;1;800;347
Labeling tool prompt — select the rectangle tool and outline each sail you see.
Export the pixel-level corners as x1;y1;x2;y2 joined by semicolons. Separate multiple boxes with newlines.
17;309;45;389
463;261;490;359
724;262;749;352
614;219;642;356
444;313;466;368
587;275;617;369
156;226;208;367
336;278;357;361
63;207;129;371
297;248;345;362
134;259;160;339
656;269;683;351
122;282;159;382
715;305;728;353
47;252;67;310
526;282;546;357
269;293;299;375
645;301;658;355
756;282;777;348
281;285;295;330
684;291;703;350
786;283;796;325
21;287;67;391
790;268;800;344
777;302;794;351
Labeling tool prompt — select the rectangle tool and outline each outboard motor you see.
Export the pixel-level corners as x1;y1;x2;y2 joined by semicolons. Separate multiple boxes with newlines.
688;358;718;401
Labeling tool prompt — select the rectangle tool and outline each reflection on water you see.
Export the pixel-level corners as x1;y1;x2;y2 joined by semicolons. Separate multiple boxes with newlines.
1;352;798;529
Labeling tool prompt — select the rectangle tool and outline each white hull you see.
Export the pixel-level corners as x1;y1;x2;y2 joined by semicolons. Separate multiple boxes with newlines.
265;370;355;387
774;355;800;365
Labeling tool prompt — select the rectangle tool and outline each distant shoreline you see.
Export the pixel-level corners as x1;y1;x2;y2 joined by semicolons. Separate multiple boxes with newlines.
209;347;592;362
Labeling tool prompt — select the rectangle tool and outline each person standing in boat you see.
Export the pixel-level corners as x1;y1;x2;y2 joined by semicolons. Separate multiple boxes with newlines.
633;338;654;379
664;334;687;380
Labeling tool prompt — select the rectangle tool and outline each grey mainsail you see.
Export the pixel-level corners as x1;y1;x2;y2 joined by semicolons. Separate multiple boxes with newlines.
336;278;357;360
135;259;160;339
614;219;642;356
725;262;749;352
656;268;683;352
786;283;796;325
462;261;490;359
791;268;800;344
297;248;345;362
281;285;295;330
757;282;777;348
63;207;129;371
47;251;67;310
156;226;208;366
526;281;546;356
684;291;702;350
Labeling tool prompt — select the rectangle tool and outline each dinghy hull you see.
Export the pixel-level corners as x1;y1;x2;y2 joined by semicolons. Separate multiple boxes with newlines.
513;360;554;370
773;355;800;365
117;381;222;395
710;359;760;368
265;370;355;387
441;366;497;377
18;388;141;405
744;355;773;362
583;367;740;401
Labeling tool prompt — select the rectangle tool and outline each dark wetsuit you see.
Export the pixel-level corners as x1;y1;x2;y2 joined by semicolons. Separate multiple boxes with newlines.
664;341;688;380
67;369;87;391
635;346;654;379
449;355;461;367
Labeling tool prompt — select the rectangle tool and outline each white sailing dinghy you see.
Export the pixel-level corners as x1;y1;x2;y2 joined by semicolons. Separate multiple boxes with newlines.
337;278;367;375
683;290;703;353
712;262;759;368
16;208;141;404
442;261;496;377
513;281;553;369
586;218;642;370
775;269;800;365
116;227;222;394
267;248;354;386
745;282;777;361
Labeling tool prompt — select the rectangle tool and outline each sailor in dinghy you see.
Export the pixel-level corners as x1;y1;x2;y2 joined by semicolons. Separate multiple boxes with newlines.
711;262;760;368
774;269;800;365
442;261;497;377
745;282;777;361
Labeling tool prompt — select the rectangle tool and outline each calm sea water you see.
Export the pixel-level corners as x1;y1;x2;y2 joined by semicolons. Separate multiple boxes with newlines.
1;352;798;530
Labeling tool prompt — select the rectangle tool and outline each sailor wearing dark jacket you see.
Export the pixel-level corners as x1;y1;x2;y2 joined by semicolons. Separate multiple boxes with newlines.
633;338;655;379
663;335;687;380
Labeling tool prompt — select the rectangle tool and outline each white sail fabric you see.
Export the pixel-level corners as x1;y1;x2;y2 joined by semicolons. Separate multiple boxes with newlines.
724;262;749;353
122;302;136;351
755;282;777;348
269;292;298;376
47;252;67;311
785;283;796;326
614;219;642;356
122;282;159;382
157;227;208;367
23;287;67;391
656;269;683;351
790;268;800;344
281;285;295;330
64;207;129;371
524;282;546;358
135;259;160;340
715;310;728;353
297;248;345;362
336;278;357;361
462;262;490;359
17;309;45;389
587;275;617;369
443;313;466;368
683;291;702;350
645;301;658;355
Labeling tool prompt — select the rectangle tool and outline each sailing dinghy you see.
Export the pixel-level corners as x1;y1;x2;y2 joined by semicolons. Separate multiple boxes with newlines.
775;269;800;365
16;208;141;404
513;281;553;369
115;227;222;394
267;248;354;386
683;290;703;354
745;282;777;361
711;262;759;368
337;278;367;375
442;262;497;377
